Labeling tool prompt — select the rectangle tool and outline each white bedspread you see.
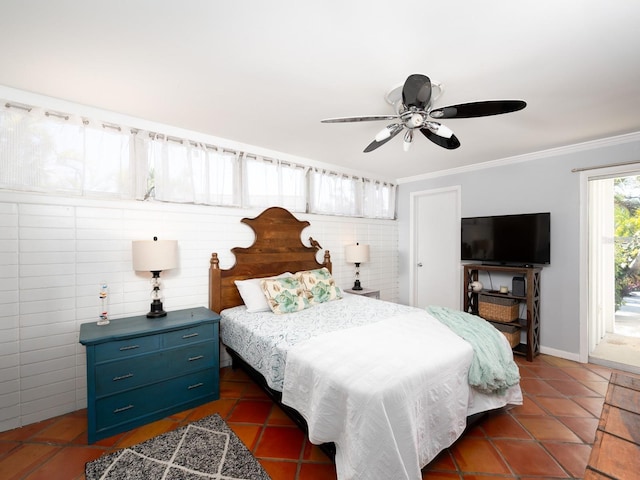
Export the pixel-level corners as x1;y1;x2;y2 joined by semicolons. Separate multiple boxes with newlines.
220;294;418;390
282;310;477;480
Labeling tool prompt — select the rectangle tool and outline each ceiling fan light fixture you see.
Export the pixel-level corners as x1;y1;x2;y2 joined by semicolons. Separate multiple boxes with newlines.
407;113;424;129
437;124;454;139
374;125;393;142
426;121;454;139
403;130;413;152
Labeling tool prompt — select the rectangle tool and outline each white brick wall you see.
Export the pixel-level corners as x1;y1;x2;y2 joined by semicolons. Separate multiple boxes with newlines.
0;202;19;431
0;191;399;432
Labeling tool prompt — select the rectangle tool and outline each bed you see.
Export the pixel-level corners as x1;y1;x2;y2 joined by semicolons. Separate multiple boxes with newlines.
209;207;522;480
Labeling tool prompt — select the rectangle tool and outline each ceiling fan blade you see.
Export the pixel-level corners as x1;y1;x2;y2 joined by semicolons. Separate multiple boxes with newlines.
430;100;526;119
402;74;432;109
420;126;461;150
321;115;398;123
364;123;404;153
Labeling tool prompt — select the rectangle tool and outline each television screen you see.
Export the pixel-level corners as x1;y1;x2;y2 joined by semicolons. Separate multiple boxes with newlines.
461;212;551;265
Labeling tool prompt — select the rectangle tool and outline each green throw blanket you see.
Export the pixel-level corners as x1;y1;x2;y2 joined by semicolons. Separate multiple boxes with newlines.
426;305;520;394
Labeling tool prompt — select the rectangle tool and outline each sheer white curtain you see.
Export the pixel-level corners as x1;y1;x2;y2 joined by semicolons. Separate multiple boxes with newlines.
309;169;363;216
309;169;396;219
0;104;132;197
363;179;396;219
242;154;307;211
1;98;395;218
84;123;133;196
146;134;195;203
207;148;241;206
138;133;240;206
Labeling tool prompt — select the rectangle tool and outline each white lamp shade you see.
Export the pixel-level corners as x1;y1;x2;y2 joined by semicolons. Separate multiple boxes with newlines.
132;239;178;272
345;244;370;264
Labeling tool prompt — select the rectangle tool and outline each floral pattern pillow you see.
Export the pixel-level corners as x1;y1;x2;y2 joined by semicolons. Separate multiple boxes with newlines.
235;272;294;312
296;267;342;303
260;277;312;314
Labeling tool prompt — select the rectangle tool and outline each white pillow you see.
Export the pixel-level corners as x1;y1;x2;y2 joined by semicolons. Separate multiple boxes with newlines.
235;272;293;312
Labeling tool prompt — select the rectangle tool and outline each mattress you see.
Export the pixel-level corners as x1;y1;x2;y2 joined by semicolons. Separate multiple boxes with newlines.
220;293;417;391
282;308;522;480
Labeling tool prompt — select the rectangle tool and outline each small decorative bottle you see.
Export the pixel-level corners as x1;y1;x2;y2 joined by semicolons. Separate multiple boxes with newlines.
98;282;110;326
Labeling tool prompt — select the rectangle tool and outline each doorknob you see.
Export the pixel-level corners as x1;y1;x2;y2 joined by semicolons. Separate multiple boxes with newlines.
417;263;423;267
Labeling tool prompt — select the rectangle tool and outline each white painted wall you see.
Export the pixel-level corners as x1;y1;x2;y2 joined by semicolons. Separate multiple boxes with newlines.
397;133;640;361
0;191;398;432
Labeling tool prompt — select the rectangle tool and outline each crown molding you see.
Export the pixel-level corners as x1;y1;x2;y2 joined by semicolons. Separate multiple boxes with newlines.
396;131;640;184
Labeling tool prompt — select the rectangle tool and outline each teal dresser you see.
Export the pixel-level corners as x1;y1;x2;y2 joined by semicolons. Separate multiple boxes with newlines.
79;307;220;444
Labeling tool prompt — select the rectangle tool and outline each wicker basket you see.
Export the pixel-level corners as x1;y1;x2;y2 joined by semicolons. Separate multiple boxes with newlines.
492;322;520;348
478;294;519;323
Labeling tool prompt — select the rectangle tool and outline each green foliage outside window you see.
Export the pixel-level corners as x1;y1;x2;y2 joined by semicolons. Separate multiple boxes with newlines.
614;176;640;309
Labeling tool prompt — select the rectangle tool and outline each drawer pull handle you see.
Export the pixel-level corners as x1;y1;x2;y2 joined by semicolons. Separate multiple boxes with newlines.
119;345;140;351
188;355;204;362
188;382;204;390
182;333;199;339
113;373;134;381
114;404;134;413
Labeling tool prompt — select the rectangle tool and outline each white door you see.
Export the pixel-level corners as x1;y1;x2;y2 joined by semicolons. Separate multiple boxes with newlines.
410;186;461;309
588;177;615;353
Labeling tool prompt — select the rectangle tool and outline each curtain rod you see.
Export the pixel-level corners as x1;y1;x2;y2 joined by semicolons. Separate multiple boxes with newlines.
571;160;640;173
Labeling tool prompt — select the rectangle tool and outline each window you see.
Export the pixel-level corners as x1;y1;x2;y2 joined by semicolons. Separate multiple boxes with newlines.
309;169;363;216
363;179;396;219
0;106;131;197
141;134;240;206
1;99;395;218
242;155;307;211
84;124;132;196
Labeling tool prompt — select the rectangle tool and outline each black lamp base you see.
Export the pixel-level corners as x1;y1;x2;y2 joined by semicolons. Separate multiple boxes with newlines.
147;299;167;318
352;261;363;290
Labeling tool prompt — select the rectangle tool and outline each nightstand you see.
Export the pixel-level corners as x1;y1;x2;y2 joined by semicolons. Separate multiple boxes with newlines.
79;306;220;444
344;288;380;299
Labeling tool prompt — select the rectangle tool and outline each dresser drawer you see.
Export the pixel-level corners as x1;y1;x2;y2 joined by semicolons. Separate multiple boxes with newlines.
95;335;160;363
95;369;217;431
95;350;164;396
95;342;215;396
162;341;216;375
163;323;215;347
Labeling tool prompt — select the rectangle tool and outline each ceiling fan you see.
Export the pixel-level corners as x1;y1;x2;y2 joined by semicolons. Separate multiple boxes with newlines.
321;74;526;153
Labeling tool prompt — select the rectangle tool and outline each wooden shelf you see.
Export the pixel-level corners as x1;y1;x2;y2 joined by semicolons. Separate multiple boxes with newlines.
463;264;541;361
479;290;527;301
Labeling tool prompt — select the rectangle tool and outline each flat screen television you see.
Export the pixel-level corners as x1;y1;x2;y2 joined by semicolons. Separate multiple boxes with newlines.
461;212;551;265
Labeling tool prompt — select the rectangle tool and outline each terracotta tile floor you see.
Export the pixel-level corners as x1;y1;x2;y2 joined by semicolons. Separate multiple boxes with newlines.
0;354;633;480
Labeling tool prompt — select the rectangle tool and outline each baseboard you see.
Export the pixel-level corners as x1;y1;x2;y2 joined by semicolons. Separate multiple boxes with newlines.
540;346;581;362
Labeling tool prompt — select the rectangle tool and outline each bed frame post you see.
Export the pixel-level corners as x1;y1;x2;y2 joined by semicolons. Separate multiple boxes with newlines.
209;253;221;313
323;250;332;273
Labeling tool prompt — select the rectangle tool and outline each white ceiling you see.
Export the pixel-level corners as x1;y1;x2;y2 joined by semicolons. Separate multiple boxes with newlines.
1;0;640;182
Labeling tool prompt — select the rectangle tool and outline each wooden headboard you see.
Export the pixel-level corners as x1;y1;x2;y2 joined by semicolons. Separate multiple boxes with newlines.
209;207;332;313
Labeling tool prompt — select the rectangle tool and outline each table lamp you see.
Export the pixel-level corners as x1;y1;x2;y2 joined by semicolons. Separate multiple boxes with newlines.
132;237;178;318
345;243;370;290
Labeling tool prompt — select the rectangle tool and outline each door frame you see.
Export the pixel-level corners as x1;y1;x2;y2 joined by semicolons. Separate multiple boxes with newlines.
409;185;461;307
579;165;640;363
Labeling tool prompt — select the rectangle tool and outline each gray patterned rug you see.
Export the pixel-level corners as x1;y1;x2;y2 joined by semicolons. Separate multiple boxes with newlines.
85;414;271;480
